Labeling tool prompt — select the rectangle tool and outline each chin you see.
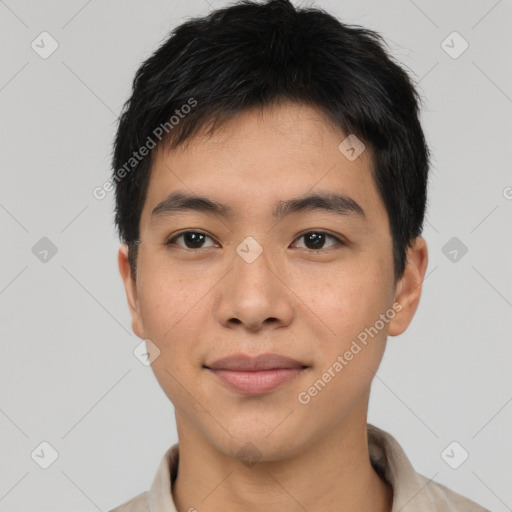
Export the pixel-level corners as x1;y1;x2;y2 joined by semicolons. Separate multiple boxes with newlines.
211;416;312;462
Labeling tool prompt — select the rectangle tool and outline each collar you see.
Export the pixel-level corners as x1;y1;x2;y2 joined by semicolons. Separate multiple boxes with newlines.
146;423;487;512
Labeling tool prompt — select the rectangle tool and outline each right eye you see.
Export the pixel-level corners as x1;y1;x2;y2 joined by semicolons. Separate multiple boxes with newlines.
165;231;219;250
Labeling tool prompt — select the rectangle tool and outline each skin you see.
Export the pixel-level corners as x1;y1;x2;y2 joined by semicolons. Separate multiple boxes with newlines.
118;101;428;512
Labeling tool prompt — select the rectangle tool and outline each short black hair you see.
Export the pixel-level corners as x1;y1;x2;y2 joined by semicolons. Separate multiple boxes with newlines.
112;0;430;283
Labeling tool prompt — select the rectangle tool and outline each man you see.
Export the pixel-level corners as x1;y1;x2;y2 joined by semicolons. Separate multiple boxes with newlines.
110;0;490;510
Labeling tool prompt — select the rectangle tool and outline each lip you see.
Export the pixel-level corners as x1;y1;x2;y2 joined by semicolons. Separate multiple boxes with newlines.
204;353;308;395
205;353;307;371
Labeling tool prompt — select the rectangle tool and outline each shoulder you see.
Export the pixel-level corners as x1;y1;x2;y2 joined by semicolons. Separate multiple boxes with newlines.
367;424;491;512
107;491;149;512
414;471;491;512
107;444;179;512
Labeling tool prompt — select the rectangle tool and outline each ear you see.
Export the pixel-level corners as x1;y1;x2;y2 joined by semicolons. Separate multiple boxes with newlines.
388;236;429;337
118;244;145;339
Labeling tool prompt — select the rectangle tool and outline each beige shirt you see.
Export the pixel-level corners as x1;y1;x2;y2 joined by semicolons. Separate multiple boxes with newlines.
109;424;490;512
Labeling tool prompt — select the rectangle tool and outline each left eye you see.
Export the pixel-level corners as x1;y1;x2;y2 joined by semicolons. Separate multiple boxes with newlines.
291;231;342;250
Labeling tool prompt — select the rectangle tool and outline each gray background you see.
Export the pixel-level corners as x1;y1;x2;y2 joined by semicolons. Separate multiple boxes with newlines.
1;0;511;510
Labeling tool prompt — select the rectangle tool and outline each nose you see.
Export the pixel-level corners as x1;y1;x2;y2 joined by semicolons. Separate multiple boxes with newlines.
215;240;295;332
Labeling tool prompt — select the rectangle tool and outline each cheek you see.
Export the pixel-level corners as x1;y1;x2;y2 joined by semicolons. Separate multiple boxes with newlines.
296;274;392;414
137;250;206;336
293;264;394;405
137;268;206;405
136;254;217;370
294;261;392;336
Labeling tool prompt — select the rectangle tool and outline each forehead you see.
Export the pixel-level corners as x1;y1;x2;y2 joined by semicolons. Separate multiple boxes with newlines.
140;102;387;229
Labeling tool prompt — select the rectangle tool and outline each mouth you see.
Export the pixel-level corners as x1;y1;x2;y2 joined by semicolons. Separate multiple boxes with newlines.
204;353;309;395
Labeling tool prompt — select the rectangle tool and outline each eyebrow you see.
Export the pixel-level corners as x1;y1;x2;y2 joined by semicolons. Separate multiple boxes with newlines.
151;190;366;222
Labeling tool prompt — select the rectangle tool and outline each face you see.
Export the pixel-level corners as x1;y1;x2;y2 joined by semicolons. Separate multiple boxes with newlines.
119;101;427;462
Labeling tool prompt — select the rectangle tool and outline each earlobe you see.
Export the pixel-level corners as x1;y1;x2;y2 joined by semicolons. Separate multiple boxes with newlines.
388;237;429;337
118;244;144;338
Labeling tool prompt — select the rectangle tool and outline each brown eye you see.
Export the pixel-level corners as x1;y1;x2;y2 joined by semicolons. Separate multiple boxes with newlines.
291;231;343;250
166;231;217;249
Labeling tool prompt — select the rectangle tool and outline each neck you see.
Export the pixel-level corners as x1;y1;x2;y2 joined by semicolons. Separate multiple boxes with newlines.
172;409;393;512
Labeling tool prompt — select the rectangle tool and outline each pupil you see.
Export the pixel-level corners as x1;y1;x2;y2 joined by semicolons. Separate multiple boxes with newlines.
185;233;204;248
305;233;324;249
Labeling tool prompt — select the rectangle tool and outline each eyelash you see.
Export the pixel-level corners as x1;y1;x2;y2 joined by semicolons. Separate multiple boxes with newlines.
164;230;345;251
